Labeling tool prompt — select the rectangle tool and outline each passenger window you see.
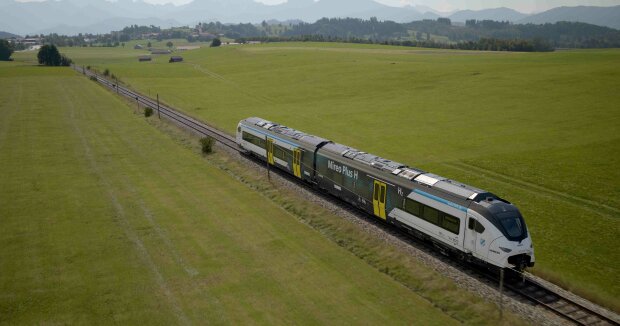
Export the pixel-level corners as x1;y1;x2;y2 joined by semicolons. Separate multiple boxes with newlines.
468;218;476;230
422;206;440;225
442;214;460;234
404;198;421;216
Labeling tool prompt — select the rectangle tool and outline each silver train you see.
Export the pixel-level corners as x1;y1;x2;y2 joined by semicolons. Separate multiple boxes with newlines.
237;117;535;271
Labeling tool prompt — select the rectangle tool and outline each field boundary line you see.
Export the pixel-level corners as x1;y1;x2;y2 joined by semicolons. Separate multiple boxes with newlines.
442;161;619;217
187;63;276;105
64;85;192;326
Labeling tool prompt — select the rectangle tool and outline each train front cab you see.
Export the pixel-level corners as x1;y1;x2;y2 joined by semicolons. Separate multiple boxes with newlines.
466;202;535;270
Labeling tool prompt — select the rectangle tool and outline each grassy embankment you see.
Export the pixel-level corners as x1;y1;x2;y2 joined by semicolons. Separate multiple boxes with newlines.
32;42;620;311
0;60;527;324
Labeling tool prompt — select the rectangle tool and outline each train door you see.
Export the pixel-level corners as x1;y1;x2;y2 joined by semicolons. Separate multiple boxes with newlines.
465;216;478;254
266;138;274;165
293;148;302;178
372;180;387;220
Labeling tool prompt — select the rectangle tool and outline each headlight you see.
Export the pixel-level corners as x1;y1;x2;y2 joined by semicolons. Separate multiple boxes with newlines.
499;247;512;253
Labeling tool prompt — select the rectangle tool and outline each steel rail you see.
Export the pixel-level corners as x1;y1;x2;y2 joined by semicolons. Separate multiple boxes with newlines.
72;64;619;326
502;274;618;326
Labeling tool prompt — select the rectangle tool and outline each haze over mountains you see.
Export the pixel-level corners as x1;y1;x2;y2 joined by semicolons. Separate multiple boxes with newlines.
1;0;618;36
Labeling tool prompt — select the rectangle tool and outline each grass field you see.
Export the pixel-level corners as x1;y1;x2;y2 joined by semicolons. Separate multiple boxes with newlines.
9;43;620;310
20;42;618;309
0;63;483;324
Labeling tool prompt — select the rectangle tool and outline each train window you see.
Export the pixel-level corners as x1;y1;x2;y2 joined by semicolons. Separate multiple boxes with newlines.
442;214;460;234
273;144;289;161
374;183;380;200
422;206;440;225
475;221;485;234
242;131;265;148
468;218;484;233
404;198;421;216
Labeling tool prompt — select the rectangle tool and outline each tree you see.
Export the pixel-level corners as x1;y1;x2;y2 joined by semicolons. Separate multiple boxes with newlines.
210;38;222;47
37;44;72;66
166;41;173;48
147;41;152;48
38;44;61;66
0;39;14;61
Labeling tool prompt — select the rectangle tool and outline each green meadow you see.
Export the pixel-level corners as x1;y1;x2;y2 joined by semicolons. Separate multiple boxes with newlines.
26;42;619;310
9;42;620;310
0;63;484;324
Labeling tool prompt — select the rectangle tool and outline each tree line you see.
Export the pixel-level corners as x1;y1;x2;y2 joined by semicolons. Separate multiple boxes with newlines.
237;35;553;52
19;17;620;51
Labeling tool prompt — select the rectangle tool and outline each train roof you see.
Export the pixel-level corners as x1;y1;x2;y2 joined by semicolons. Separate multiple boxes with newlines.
241;117;492;202
242;117;330;148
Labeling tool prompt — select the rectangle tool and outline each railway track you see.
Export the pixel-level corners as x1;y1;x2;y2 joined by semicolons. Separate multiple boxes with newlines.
73;65;238;151
501;273;618;326
72;64;619;326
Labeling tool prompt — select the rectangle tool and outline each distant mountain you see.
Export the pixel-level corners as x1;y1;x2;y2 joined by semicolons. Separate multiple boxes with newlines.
518;5;620;30
0;0;618;35
449;7;529;23
0;0;176;35
39;18;181;35
0;31;20;39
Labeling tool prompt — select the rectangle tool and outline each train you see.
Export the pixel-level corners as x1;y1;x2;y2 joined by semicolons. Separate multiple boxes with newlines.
236;117;535;271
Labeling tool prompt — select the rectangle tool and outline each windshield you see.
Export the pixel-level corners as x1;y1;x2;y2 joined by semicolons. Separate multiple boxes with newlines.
496;212;526;240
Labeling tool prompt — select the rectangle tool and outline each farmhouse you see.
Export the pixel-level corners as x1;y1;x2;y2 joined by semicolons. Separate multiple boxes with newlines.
138;56;152;62
169;56;183;63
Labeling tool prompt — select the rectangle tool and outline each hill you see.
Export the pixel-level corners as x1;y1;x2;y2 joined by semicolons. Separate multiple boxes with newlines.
0;31;19;39
449;7;529;23
519;5;620;30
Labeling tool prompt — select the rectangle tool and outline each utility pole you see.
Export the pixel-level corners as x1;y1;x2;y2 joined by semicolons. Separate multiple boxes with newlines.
136;96;139;113
157;94;161;119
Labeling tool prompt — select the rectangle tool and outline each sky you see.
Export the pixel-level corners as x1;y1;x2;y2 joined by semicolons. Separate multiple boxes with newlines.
15;0;620;13
272;0;619;12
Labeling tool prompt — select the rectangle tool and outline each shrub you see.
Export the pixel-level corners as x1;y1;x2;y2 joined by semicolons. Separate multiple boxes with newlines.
89;76;98;81
86;65;91;70
144;107;154;117
103;68;110;76
200;136;215;154
60;54;72;66
210;38;222;47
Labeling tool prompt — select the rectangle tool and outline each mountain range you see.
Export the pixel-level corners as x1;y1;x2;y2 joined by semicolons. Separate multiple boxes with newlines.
0;0;618;36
